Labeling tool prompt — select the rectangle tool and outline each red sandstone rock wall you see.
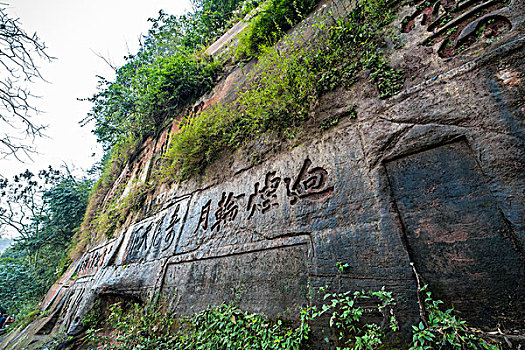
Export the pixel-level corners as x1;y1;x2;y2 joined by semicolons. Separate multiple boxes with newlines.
3;0;524;348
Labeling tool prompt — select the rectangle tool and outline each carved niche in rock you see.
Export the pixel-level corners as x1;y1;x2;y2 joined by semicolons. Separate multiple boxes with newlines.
385;139;525;327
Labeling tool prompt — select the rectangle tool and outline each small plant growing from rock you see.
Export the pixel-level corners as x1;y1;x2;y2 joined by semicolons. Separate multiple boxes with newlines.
312;286;398;350
409;285;499;350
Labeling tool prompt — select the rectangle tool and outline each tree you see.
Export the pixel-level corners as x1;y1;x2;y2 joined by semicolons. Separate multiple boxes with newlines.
0;6;51;160
0;168;92;314
80;1;255;154
0;167;61;240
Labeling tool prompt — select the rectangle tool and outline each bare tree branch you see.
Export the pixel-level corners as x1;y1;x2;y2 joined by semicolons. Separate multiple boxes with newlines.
0;6;52;159
90;48;118;71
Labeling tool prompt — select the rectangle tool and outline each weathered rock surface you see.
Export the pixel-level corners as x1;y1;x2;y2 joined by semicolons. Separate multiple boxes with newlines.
3;0;524;348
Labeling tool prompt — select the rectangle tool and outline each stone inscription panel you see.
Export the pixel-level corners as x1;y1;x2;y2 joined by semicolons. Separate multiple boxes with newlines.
385;140;525;327
176;158;335;254
161;243;310;318
123;196;191;264
77;241;116;278
115;158;338;263
114;128;368;266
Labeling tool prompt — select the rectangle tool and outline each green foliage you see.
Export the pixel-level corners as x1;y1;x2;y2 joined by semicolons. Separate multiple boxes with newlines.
409;286;499;350
313;2;404;98
180;304;310;349
162;41;317;180
178;0;264;51
236;0;320;57
312;278;500;350
40;174;93;246
313;287;398;350
78;0;271;241
85;299;311;350
82;0;255;154
14;307;41;332
79;0;407;242
320;108;357;130
72;136;144;248
90;181;150;240
85;0;406;181
83;52;220;152
0;168;62;240
0;169;92;318
162;0;404;180
78;277;501;350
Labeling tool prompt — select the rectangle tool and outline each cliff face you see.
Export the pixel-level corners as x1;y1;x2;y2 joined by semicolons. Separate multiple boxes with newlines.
4;0;525;348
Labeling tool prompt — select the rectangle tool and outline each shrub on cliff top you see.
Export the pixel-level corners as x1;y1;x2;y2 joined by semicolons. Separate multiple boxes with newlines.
82;0;320;156
81;0;256;154
161;0;404;180
82;50;221;153
236;0;320;57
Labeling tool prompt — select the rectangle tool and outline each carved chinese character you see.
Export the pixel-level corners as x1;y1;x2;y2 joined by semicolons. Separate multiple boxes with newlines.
195;199;211;232
211;192;245;232
247;171;281;219
85;251;99;274
78;257;88;276
162;204;181;251
83;257;90;273
85;255;93;271
131;221;153;254
91;252;99;270
151;212;169;248
99;248;107;268
151;205;181;251
284;158;334;205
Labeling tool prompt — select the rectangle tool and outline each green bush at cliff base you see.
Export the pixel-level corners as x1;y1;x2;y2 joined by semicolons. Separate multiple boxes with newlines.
79;284;499;350
409;286;499;350
314;287;399;349
161;0;405;181
84;301;311;350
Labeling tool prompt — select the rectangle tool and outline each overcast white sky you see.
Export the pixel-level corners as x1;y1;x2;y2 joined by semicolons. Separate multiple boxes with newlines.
0;0;192;179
